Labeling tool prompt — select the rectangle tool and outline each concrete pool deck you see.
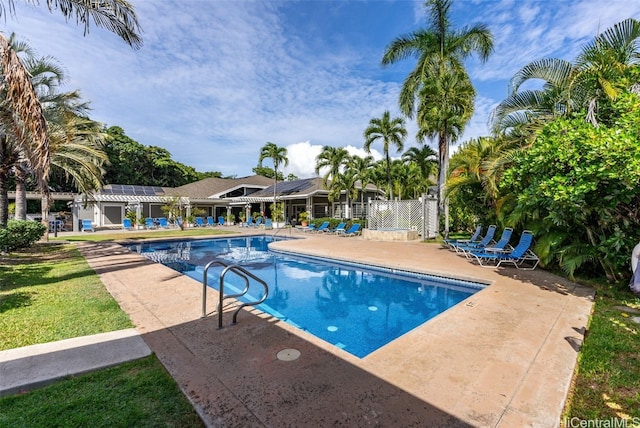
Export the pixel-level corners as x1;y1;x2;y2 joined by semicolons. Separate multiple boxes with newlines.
71;227;593;427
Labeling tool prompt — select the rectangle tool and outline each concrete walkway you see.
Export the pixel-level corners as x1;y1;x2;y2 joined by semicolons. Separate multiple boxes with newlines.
0;328;150;396
3;228;594;427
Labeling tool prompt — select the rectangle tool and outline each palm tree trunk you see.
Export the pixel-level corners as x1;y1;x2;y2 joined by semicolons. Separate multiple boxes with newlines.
14;168;27;220
437;132;449;233
0;170;8;228
386;154;393;200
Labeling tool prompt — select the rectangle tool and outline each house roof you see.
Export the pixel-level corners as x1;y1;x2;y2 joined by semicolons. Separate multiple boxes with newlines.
167;175;273;199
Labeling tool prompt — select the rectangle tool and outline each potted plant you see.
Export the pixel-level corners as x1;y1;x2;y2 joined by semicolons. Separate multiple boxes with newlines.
269;202;286;228
227;213;235;225
298;211;309;227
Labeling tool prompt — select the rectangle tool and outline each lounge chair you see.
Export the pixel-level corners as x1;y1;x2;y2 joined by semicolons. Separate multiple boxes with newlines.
123;218;134;230
461;227;513;259
337;223;361;237
244;216;254;227
444;225;482;248
454;225;503;255
263;218;273;229
251;217;262;228
194;217;205;227
312;221;330;233
469;230;539;270
158;217;168;228
300;223;316;233
452;225;496;253
327;222;346;234
81;219;94;232
145;217;155;229
206;216;215;227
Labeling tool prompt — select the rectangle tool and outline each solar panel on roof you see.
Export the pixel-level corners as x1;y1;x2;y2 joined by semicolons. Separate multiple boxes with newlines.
99;184;165;196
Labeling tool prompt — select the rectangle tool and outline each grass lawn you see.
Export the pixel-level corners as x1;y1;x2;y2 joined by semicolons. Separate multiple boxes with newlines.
0;240;205;426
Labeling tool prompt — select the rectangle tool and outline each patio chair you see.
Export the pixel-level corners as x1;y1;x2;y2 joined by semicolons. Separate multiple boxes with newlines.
250;217;262;228
461;227;514;259
455;225;506;255
206;216;215;227
144;217;155;229
244;216;254;227
217;216;225;226
193;217;204;227
158;217;168;228
81;219;94;232
263;218;273;229
123;218;134;230
312;221;330;233
444;225;483;248
300;223;316;233
326;222;346;234
337;223;361;237
469;230;539;270
452;225;496;253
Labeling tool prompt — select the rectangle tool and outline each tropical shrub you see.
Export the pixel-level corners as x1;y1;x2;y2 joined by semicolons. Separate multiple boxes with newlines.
0;220;47;251
501;93;640;281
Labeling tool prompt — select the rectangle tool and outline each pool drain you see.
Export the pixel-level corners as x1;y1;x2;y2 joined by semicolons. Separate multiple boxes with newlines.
277;348;301;361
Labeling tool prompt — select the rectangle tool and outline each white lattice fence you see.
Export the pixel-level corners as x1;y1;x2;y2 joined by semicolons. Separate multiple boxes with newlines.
367;196;438;238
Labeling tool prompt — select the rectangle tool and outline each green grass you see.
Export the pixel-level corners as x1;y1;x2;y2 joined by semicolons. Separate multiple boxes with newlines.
562;280;640;421
53;227;233;242
0;243;132;350
0;242;204;426
0;355;204;427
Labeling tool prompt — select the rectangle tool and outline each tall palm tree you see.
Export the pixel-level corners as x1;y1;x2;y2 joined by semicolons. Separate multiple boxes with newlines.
382;0;493;227
363;110;407;200
258;141;288;210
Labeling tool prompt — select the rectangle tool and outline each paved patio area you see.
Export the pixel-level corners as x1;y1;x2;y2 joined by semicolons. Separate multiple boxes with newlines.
76;227;594;427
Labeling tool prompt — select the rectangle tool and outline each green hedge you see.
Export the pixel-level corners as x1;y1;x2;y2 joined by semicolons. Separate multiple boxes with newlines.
0;220;47;251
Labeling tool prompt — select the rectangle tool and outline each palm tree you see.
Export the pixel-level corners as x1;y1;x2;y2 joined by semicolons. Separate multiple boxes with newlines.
315;145;350;187
363;110;407;200
350;154;375;218
491;18;640;135
315;146;351;217
0;0;142;49
0;1;141;229
402;145;438;196
382;0;493;227
258;142;288;212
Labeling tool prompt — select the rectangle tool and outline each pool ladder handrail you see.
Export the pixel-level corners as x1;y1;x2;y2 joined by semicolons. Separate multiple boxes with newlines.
202;260;269;329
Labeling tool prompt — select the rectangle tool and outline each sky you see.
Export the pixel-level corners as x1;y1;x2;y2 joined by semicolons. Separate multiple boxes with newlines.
2;0;640;179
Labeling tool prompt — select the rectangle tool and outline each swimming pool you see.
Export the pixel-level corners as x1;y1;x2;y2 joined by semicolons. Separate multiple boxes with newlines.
127;236;485;358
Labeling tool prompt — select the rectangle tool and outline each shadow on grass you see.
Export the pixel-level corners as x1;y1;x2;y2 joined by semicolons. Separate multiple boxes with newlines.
0;291;34;313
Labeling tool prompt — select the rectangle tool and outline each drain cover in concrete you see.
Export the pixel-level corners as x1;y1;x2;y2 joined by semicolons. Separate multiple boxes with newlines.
277;348;301;361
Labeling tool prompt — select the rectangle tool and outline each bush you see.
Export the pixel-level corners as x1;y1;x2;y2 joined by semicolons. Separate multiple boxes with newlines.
0;220;47;252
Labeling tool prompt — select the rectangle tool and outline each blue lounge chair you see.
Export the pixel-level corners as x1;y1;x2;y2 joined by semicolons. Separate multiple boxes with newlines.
338;223;361;237
206;216;215;227
176;217;183;228
123;218;133;230
444;225;482;248
327;222;346;234
312;221;330;233
469;230;539;270
158;217;168;228
251;217;262;228
194;217;205;227
461;227;513;259
144;217;155;229
81;219;94;232
453;225;496;253
301;223;316;233
244;216;254;227
217;216;225;226
263;218;273;229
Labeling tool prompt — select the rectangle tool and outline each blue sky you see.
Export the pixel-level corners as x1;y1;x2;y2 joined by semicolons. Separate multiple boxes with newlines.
3;0;640;179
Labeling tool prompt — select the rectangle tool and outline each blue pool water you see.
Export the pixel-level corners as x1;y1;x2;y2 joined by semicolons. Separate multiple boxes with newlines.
127;236;485;358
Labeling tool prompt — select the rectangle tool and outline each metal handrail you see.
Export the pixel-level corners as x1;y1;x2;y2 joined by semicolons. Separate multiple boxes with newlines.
201;260;269;329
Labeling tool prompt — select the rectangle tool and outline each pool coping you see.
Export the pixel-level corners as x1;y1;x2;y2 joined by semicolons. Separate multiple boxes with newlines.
74;228;594;427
